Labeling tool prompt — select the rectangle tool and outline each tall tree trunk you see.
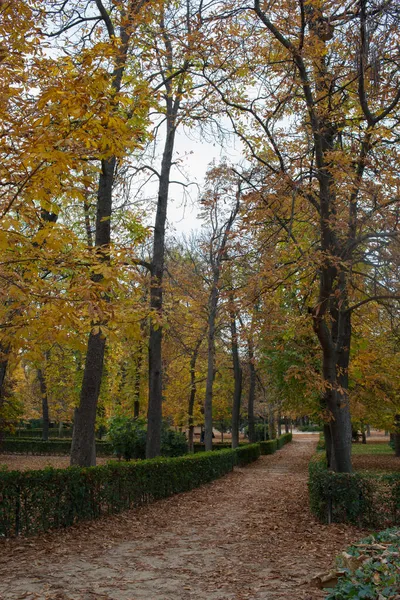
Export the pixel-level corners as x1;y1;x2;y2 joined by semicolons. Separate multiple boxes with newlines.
0;343;9;443
37;363;49;442
230;310;242;449
204;283;218;452
133;341;143;419
146;116;177;458
71;157;115;466
394;415;400;458
277;410;282;437
268;406;276;440
247;339;256;443
188;337;202;453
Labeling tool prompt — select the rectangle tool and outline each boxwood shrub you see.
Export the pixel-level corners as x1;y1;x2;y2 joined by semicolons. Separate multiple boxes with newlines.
260;440;277;455
0;446;260;537
308;454;400;527
235;443;260;465
276;433;292;449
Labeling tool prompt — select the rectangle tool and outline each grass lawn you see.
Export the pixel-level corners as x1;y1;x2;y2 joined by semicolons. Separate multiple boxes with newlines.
352;442;394;455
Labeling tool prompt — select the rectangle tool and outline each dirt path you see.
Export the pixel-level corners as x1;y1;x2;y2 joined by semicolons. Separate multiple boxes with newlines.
0;438;363;600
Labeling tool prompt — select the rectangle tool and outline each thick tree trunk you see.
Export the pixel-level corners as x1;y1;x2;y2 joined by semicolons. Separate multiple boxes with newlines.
277;411;282;437
204;284;218;452
71;157;115;467
247;341;256;443
323;423;333;469
37;366;49;442
230;311;242;449
146;121;177;458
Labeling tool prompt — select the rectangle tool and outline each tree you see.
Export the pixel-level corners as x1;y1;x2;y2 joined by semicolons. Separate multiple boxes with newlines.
205;0;400;471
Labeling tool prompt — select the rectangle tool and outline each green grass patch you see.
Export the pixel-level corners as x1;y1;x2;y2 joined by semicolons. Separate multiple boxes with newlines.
352;443;394;455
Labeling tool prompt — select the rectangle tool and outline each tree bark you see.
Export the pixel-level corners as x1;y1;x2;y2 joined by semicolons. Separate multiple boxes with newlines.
268;407;276;439
394;415;400;457
146;115;177;458
230;308;242;449
37;365;49;442
71;157;115;466
204;283;218;452
188;337;202;453
247;339;256;443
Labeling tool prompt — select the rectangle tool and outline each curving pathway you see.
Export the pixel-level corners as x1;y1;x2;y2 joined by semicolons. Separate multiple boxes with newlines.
0;437;363;600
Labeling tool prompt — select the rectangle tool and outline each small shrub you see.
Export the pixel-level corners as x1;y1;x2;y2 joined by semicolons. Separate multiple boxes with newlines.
107;416;147;460
326;528;400;599
161;428;188;457
107;417;188;460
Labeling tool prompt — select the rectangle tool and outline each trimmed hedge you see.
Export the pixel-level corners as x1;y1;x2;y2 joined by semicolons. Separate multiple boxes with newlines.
235;443;260;466
10;428;73;439
260;440;277;455
0;445;260;537
260;433;292;455
309;454;400;527
193;442;247;453
0;439;113;456
277;433;292;448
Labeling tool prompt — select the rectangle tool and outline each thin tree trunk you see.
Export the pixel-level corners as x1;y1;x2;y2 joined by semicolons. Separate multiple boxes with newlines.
204;283;218;452
188;337;202;453
394;415;400;457
268;407;276;440
37;363;49;442
247;339;256;443
277;410;282;437
230;308;242;449
133;341;143;419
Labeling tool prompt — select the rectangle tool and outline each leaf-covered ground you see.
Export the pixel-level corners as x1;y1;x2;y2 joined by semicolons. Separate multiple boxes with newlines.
0;454;110;471
0;437;364;600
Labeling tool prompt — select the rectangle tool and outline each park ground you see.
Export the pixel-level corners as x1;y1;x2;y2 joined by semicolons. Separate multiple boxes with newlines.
0;436;365;600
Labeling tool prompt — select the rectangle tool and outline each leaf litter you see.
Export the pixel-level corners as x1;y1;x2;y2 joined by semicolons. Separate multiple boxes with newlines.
0;437;364;600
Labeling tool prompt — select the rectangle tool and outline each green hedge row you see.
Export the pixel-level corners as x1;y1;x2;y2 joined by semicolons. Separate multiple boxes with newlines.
259;433;292;455
0;444;260;537
1;440;249;456
9;428;73;439
0;439;113;456
308;455;400;527
277;433;292;448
